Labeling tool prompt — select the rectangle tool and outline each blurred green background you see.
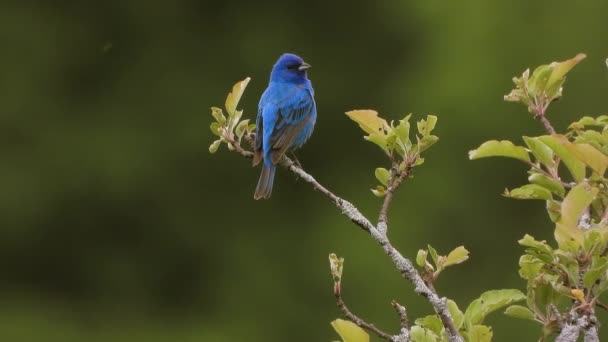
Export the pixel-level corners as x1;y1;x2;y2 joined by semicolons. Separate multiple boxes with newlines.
2;1;608;341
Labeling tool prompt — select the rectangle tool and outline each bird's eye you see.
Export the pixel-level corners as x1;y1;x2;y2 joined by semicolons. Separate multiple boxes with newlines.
287;64;299;70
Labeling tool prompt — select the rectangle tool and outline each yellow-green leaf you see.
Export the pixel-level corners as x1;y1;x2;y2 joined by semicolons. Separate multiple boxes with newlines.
235;119;250;140
538;135;586;182
331;319;369;342
209;139;221;154
468;325;493;342
416;249;428;268
523;136;555;168
447;299;464;329
225;77;251;116
444;246;469;267
371;185;386;197
504;184;552;200
555;183;598;250
528;173;565;197
469;140;530;163
563;142;608;176
504;305;535;321
418;135;439;153
211;107;226;124
346;110;389;135
415;315;443;335
210;122;222;136
409;326;439;342
546;53;586;91
364;134;389;155
375;168;391;186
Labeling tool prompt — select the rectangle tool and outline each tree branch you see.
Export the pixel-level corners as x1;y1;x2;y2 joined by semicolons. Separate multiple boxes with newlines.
223;136;464;342
392;300;410;342
533;98;556;134
335;292;393;341
378;165;412;235
555;309;599;342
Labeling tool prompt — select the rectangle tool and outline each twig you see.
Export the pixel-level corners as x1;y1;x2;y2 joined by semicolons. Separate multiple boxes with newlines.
538;115;556;135
223;135;464;342
335;292;393;341
378;165;412;235
533;99;556;134
392;300;410;342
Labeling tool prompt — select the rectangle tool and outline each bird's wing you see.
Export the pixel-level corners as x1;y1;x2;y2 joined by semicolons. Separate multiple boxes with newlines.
268;87;315;163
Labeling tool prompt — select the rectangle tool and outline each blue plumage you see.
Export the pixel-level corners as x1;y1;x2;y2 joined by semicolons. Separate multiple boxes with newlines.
253;53;317;199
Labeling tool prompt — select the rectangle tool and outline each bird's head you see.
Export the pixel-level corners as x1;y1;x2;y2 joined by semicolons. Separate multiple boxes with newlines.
270;53;311;84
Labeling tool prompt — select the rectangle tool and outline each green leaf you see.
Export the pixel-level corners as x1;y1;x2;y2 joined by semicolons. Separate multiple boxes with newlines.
418;135;439;153
230;109;243;131
416;249;428;268
584;256;608;289
523;136;555;168
518;254;542;280
555;183;598;250
210;122;222;136
371;185;386;197
545;53;586;95
447;299;464;330
527;64;553;98
538;135;586;182
468;325;493;342
469;140;531;163
235;119;250;140
225;77;251;116
375;168;391;186
426;115;438;134
546;200;561;222
331;319;369;342
504;184;552;200
211;107;226;124
528;173;565;197
346;110;389;135
464;289;526;325
427;245;439;269
504;305;535;321
209;139;221;153
393;116;412;151
565;142;608;176
518;234;554;255
415;315;443;335
444;246;469;267
409;326;438;342
363;134;389;155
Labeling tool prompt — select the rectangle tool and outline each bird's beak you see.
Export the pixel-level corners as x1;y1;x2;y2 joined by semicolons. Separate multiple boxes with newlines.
298;62;311;71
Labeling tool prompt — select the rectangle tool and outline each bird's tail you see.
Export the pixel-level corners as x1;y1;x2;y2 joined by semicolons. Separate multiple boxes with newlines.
254;165;276;200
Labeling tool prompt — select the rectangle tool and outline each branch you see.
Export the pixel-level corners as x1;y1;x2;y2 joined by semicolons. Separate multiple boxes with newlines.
335;292;393;341
392;300;410;342
533;99;556;134
555;309;599;342
583;313;599;342
378;165;412;235
223;136;464;342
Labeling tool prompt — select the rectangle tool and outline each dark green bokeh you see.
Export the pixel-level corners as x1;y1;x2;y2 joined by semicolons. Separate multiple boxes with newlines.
2;1;608;341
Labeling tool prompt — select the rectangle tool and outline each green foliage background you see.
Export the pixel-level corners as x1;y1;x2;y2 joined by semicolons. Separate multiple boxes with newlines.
2;1;608;341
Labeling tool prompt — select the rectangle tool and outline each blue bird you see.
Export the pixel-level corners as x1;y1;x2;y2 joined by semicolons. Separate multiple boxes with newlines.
253;53;317;199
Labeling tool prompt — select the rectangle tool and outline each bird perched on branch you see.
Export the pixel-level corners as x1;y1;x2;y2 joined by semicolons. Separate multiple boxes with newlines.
253;53;317;199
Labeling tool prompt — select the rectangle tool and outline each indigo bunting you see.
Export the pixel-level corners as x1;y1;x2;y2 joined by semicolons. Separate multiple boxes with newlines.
253;53;317;199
